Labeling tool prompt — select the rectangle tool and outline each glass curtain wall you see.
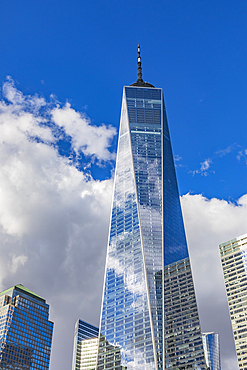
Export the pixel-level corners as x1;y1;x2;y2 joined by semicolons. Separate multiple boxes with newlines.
97;85;206;370
202;332;221;370
0;284;53;369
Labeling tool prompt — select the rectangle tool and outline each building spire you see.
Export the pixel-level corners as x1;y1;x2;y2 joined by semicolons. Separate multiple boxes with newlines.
130;44;155;88
137;44;143;81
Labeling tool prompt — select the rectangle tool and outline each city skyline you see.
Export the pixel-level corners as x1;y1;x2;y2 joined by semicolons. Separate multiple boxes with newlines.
0;1;247;369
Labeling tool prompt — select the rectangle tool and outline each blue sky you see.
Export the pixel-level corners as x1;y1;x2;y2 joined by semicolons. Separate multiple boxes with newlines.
1;0;247;200
0;1;247;369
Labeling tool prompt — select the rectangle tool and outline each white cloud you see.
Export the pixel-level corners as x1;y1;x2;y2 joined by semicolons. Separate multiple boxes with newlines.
8;254;28;274
0;79;115;369
237;149;247;163
215;144;236;157
51;103;116;161
0;79;243;370
181;193;247;370
189;143;244;177
199;158;211;172
174;154;182;161
190;158;212;176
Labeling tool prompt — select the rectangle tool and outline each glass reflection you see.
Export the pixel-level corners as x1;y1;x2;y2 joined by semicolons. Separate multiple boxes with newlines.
97;86;206;370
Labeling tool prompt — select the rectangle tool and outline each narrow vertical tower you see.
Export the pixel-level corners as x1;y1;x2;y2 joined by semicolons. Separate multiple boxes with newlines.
97;46;207;370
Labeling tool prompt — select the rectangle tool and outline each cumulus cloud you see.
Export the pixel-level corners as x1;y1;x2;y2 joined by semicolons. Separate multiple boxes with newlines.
0;78;115;369
1;77;116;162
51;103;116;161
181;193;247;370
0;79;244;370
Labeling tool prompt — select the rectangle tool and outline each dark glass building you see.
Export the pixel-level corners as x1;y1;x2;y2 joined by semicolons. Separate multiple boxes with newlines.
202;332;221;370
97;46;207;369
0;284;53;369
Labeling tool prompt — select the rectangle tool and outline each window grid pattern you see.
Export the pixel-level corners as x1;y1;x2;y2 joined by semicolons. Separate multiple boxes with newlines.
164;258;207;369
98;90;156;370
126;87;163;367
98;85;206;370
202;332;221;370
220;233;247;369
0;286;53;370
72;320;99;370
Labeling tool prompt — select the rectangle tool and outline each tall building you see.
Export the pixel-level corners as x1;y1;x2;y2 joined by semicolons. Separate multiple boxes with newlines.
219;232;247;369
202;332;221;370
97;46;207;370
0;284;53;369
72;319;99;370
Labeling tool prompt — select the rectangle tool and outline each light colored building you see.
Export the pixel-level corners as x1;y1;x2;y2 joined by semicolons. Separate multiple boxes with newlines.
219;232;247;369
72;320;126;370
72;319;99;370
202;332;221;370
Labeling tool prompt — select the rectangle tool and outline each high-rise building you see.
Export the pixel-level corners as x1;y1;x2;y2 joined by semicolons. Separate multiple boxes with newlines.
202;332;221;370
97;46;207;370
0;284;53;369
72;319;99;370
219;232;247;369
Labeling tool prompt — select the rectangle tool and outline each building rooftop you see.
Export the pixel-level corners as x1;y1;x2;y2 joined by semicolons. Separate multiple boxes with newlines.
0;284;45;303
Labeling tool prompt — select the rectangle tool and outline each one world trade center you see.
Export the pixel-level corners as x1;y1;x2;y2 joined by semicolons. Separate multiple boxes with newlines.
96;46;207;370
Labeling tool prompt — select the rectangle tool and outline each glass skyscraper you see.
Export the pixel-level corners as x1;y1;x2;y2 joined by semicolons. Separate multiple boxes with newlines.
97;46;207;370
0;284;53;369
72;319;99;370
202;332;221;370
219;232;247;369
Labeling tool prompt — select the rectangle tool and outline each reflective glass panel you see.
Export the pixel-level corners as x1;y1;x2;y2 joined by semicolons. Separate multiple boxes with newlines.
97;85;206;370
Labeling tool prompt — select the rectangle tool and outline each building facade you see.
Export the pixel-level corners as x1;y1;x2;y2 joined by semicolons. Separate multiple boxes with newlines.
219;232;247;369
0;284;53;369
97;46;207;370
72;319;99;370
202;332;221;370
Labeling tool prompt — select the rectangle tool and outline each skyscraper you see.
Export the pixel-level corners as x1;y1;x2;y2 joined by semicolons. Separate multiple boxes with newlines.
0;284;53;369
219;232;247;369
72;319;99;370
202;332;221;370
97;46;207;370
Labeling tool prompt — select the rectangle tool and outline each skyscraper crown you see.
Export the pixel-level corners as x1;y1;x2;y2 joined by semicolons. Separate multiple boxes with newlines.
130;44;155;87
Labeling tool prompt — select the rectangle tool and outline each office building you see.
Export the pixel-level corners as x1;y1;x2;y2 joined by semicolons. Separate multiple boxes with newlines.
219;232;247;369
72;319;99;370
0;284;53;369
97;46;207;369
202;332;221;370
